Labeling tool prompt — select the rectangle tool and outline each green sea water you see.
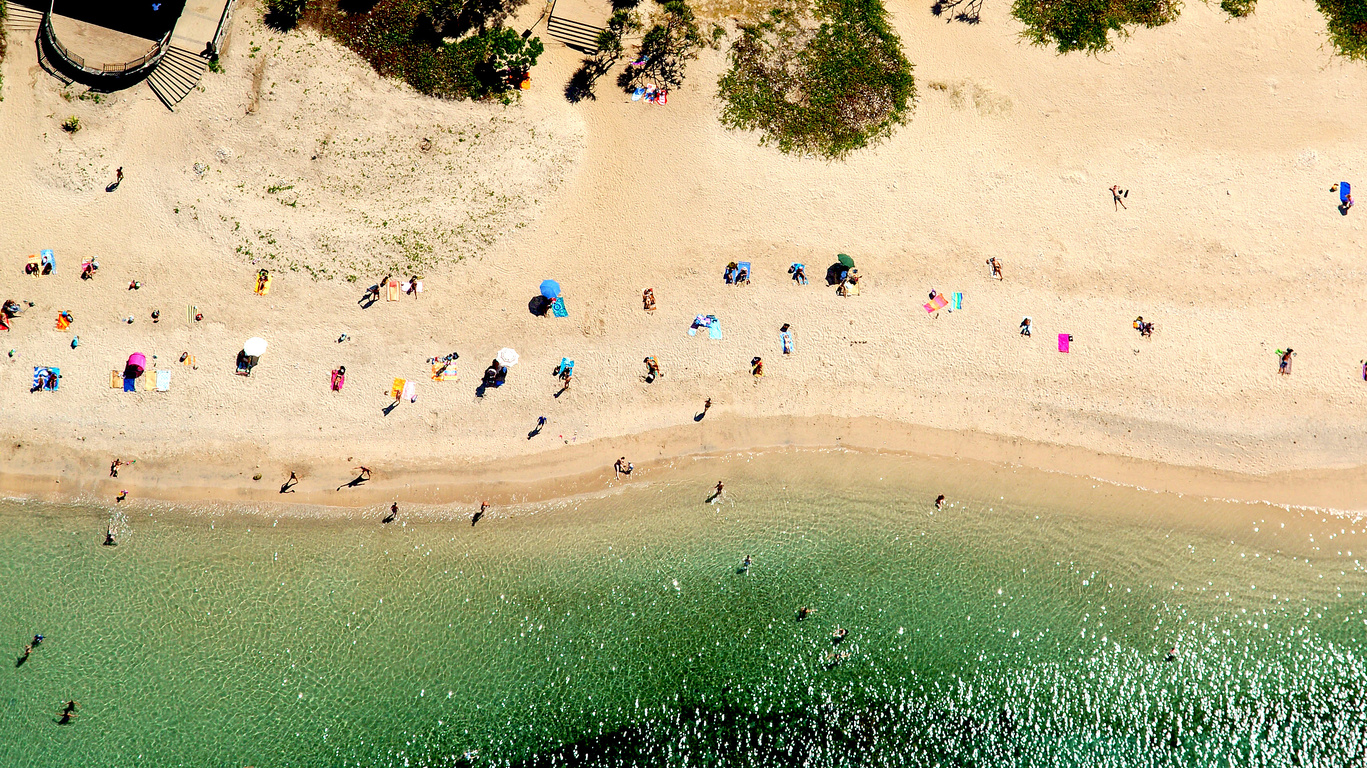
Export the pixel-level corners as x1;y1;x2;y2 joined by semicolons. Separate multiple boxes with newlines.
2;451;1365;767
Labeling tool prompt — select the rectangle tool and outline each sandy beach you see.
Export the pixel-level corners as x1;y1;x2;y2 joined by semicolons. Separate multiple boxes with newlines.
4;0;1367;513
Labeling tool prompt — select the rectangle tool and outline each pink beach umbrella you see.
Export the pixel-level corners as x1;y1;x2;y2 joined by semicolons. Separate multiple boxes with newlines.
126;352;147;374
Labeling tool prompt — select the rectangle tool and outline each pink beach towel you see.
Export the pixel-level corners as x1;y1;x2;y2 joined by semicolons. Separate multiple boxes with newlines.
1058;334;1071;353
923;295;949;313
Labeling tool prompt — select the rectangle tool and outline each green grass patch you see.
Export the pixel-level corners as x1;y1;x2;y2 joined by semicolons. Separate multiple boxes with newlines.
717;0;915;159
308;0;543;100
1219;0;1254;17
1011;0;1181;53
1317;0;1367;59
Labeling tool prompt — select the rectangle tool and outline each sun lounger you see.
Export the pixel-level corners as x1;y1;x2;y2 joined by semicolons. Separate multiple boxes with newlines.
155;370;170;391
1058;334;1071;353
924;294;948;313
552;296;568;317
952;292;963;310
387;280;400;301
32;367;59;391
390;378;406;399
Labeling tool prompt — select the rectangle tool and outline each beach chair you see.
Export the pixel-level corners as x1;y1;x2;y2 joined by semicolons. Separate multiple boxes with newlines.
736;262;751;285
551;296;568;317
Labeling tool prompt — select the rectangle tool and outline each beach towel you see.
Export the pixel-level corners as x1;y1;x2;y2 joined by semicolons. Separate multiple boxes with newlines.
332;369;346;390
387;280;400;301
40;249;55;274
182;354;196;368
254;274;272;295
1058;334;1071;353
33;367;59;391
632;87;644;101
557;358;575;377
111;370;122;389
155;370;170;392
430;363;457;382
924;294;949;313
551;296;568;317
736;262;752;284
25;254;39;274
952;292;963;310
56;313;71;331
390;378;406;399
401;381;416;403
1342;182;1352;203
689;314;714;336
708;318;722;340
123;377;136;392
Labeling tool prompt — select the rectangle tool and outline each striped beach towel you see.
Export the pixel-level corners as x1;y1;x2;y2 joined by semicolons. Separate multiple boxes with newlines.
952;292;963;310
924;294;949;313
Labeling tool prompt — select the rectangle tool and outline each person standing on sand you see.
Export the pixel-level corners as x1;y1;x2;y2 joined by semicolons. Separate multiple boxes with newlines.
1019;317;1032;337
704;398;712;413
1279;349;1294;375
614;457;627;479
987;257;1003;280
1110;185;1127;210
357;466;372;480
110;459;122;478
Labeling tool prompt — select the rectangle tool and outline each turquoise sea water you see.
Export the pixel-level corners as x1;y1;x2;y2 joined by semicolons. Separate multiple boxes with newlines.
2;452;1365;767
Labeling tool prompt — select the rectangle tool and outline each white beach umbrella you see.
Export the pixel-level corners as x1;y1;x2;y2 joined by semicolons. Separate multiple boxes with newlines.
243;337;268;357
496;348;519;367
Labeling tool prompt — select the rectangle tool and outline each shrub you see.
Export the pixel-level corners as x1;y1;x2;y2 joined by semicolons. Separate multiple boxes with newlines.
619;0;708;92
717;0;915;159
1317;0;1367;59
1220;0;1254;17
264;0;307;30
61;115;81;133
1012;0;1181;53
311;0;543;99
566;9;640;102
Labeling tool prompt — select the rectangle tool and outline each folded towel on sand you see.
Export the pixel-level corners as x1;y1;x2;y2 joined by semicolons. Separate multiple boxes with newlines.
387;280;400;301
391;378;406;399
952;292;963;310
111;370;122;389
552;296;568;317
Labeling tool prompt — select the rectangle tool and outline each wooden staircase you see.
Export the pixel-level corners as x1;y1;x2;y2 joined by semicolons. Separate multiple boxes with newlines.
4;2;44;32
146;45;209;110
546;13;602;55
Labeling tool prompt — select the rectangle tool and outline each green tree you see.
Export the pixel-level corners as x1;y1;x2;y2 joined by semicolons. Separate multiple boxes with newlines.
621;0;706;92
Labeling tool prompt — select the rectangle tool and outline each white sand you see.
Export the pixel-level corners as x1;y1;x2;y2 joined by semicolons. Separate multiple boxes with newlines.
2;0;1367;499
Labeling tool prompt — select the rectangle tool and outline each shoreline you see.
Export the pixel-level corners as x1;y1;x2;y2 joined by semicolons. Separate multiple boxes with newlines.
5;414;1367;519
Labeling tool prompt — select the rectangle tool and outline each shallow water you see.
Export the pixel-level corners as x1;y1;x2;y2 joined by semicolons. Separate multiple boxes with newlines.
2;452;1365;767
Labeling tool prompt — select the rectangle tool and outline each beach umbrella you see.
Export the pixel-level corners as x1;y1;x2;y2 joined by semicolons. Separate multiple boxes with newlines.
496;348;519;367
126;352;146;371
243;337;268;357
837;253;856;268
539;280;561;299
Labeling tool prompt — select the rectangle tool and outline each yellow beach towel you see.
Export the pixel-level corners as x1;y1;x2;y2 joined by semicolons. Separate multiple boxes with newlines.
431;364;458;381
110;370;122;389
390;378;406;399
254;275;272;295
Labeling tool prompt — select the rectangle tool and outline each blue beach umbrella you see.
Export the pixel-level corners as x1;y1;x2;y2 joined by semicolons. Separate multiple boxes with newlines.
540;280;561;299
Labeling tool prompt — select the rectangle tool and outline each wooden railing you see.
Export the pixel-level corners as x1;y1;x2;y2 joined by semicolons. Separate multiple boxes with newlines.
209;0;236;57
42;0;174;78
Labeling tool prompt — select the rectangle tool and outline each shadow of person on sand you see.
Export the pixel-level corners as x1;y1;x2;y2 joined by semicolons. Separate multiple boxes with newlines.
337;474;369;491
382;400;400;416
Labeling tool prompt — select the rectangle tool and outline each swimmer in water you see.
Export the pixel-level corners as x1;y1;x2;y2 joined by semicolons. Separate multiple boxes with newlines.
57;700;79;724
103;530;116;546
832;627;848;643
797;607;811;621
934;494;945;510
1165;646;1178;662
31;635;43;647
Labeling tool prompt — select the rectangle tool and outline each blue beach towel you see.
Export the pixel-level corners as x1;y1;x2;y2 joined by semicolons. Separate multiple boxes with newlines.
123;377;136;392
32;367;59;391
1342;182;1352;203
952;292;963;310
40;249;55;273
556;357;575;377
736;262;751;283
551;296;567;317
708;318;722;340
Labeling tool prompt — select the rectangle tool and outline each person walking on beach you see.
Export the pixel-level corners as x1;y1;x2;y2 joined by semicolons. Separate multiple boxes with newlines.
1019;317;1032;337
1110;185;1127;210
115;490;127;503
704;398;712;414
1279;348;1294;375
109;459;122;478
384;502;398;524
473;500;488;526
357;466;372;480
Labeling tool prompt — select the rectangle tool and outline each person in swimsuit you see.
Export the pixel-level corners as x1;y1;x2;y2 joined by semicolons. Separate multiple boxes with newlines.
1279;349;1294;375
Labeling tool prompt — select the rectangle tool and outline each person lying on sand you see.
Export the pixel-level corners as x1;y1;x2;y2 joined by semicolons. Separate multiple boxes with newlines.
1279;348;1294;375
